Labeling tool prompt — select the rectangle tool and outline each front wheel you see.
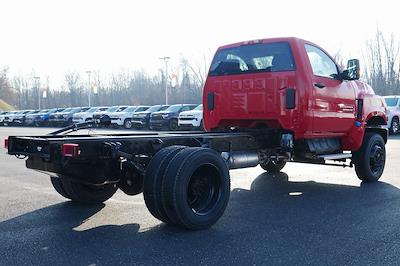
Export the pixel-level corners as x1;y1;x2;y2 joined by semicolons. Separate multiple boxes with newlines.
353;132;386;182
169;119;179;131
260;160;286;172
124;119;132;129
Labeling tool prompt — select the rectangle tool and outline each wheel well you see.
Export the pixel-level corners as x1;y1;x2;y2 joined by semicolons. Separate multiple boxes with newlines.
366;116;386;126
365;127;388;143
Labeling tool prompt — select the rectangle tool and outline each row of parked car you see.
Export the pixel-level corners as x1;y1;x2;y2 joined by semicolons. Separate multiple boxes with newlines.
0;103;204;131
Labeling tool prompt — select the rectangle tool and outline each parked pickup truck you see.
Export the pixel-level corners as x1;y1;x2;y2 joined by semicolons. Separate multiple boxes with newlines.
6;37;387;230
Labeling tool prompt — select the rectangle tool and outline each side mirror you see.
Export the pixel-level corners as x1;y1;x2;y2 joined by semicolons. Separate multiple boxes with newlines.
346;59;360;80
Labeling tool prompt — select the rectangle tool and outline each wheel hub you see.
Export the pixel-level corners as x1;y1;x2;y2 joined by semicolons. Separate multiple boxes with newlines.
369;144;385;175
393;120;399;133
187;165;221;215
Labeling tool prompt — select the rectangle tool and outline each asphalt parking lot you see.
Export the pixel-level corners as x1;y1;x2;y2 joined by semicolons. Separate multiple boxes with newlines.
1;127;400;265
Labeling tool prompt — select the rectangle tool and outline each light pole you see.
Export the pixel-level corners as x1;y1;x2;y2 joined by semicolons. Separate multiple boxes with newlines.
86;71;92;107
159;57;170;105
34;76;41;109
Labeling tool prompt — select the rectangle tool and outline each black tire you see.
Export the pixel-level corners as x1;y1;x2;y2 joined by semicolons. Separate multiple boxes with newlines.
60;177;118;203
169;119;179;131
162;147;230;230
260;160;286;172
389;117;399;135
143;146;186;223
353;132;386;182
124;119;132;129
50;176;71;199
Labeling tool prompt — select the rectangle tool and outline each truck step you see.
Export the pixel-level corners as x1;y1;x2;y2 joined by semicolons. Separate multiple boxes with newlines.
317;153;352;160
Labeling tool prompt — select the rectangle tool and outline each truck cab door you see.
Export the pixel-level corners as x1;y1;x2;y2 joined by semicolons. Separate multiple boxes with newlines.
305;44;356;134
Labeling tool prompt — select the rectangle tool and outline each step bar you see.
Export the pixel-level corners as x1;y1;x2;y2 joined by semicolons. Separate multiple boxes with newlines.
317;153;352;160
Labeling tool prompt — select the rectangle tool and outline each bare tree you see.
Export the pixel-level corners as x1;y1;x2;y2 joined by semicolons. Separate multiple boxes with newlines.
0;67;20;108
64;72;84;107
364;29;400;95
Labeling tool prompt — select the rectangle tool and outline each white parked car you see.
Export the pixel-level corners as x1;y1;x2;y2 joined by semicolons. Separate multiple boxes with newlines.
0;111;12;126
1;111;18;126
178;104;203;130
383;95;400;134
93;106;128;124
72;106;108;124
109;105;150;129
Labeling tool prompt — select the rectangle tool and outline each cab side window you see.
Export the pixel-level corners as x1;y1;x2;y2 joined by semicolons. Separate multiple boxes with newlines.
305;44;338;78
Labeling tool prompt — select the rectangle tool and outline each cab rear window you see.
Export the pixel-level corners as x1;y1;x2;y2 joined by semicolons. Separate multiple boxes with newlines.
209;42;295;76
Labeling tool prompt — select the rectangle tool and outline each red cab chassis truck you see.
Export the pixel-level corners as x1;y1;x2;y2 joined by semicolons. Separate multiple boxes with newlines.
6;37;388;230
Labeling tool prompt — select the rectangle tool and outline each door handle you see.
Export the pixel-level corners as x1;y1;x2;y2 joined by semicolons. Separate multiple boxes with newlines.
314;83;326;89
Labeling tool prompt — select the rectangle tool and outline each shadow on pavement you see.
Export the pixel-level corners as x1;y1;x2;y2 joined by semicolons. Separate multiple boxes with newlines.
2;172;400;265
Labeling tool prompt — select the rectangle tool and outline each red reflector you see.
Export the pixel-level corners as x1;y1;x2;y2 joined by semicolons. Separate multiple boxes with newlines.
62;143;80;158
4;138;8;149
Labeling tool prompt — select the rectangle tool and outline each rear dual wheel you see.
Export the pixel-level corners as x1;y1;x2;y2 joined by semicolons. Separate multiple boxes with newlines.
50;176;117;203
143;146;230;230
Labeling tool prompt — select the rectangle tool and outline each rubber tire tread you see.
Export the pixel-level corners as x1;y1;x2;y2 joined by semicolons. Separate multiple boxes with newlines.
354;132;385;182
162;147;230;230
143;145;186;223
60;177;118;203
50;176;71;199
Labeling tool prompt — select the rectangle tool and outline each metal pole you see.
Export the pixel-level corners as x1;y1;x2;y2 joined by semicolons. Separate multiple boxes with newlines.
159;57;170;105
34;76;40;109
86;71;91;107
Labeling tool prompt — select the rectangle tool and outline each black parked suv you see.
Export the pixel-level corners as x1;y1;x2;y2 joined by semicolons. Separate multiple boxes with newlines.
149;104;197;130
12;110;38;126
131;105;169;129
49;107;90;127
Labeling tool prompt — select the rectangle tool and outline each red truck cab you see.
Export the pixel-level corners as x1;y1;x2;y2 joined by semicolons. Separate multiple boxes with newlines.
203;37;386;151
203;37;387;182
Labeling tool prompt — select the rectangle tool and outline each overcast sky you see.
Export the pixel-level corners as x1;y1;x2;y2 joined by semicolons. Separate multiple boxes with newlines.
1;0;398;87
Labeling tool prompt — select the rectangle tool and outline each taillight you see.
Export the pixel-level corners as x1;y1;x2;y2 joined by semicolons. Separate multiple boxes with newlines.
62;143;80;158
4;138;8;149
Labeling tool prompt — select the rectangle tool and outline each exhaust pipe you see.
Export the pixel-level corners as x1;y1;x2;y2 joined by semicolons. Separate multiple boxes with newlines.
221;151;259;169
